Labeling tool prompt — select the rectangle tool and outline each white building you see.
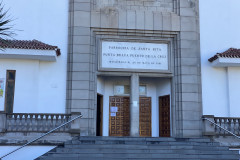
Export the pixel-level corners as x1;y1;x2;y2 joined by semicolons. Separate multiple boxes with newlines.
0;0;68;114
200;0;240;117
0;1;69;159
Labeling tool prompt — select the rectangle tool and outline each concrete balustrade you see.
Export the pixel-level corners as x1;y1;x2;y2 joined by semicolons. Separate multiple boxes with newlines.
0;113;81;133
203;115;240;137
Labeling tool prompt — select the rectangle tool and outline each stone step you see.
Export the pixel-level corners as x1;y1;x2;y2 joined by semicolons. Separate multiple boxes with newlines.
55;147;238;155
36;137;240;160
38;158;239;160
39;152;240;159
39;159;239;160
76;136;212;143
67;140;219;146
64;144;230;151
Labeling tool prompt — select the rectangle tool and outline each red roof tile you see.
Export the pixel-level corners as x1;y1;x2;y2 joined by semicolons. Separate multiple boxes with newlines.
208;48;240;62
0;39;61;56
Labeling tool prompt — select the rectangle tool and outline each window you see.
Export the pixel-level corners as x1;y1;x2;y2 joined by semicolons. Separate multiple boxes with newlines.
114;85;147;96
5;70;16;113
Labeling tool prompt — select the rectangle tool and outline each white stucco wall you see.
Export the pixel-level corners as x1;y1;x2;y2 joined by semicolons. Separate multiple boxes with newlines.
0;59;39;112
0;0;68;113
200;0;240;116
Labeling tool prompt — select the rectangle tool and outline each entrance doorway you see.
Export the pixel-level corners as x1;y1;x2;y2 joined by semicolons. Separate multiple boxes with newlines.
96;94;103;136
159;95;170;137
109;96;151;137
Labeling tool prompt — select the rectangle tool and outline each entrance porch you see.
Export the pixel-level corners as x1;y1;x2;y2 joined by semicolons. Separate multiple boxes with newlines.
97;76;171;137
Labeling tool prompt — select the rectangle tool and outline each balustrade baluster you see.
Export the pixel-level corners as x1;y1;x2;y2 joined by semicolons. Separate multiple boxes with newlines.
17;114;20;131
40;115;44;132
37;114;41;131
56;115;60;131
60;115;64;131
67;115;70;130
49;115;52;131
6;115;9;131
29;114;33;131
232;118;235;134
44;114;47;131
63;115;67;131
214;118;220;135
34;114;37;131
53;115;56;130
65;115;67;131
57;115;60;129
229;119;232;134
236;118;239;135
24;114;27;131
223;118;227;135
226;118;230;135
12;114;15;131
31;114;36;132
45;115;49;131
214;118;217;134
50;115;54;131
7;115;12;131
219;118;223;135
17;114;22;132
44;115;47;131
21;114;24;131
11;115;15;131
58;115;61;131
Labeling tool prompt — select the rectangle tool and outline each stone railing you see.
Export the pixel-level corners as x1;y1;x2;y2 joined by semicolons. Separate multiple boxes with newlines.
203;115;240;136
0;112;81;133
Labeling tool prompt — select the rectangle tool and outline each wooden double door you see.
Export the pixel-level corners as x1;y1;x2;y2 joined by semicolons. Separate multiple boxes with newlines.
109;95;171;137
109;96;151;137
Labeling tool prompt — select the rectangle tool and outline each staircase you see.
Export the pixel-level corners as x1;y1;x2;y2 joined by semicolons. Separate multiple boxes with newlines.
36;136;240;160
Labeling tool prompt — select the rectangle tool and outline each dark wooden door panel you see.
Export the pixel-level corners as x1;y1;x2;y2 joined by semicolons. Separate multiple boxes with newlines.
96;94;103;136
109;97;130;136
139;97;151;137
159;95;170;137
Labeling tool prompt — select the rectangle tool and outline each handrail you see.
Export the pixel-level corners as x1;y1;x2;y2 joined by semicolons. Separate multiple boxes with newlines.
0;114;82;159
202;117;240;139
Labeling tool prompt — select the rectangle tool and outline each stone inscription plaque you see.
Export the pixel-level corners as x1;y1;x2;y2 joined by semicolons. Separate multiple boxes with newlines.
100;41;168;72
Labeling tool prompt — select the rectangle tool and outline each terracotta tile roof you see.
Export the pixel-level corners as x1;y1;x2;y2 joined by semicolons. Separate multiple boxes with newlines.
208;48;240;62
0;39;61;56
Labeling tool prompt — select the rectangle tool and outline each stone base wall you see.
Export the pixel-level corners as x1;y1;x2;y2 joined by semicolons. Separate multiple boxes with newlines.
0;132;73;145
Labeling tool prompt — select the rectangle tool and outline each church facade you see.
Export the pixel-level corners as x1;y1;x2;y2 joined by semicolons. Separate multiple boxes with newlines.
1;0;240;159
67;0;202;138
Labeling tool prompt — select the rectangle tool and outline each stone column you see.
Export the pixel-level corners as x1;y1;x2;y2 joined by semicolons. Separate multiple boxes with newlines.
67;0;94;136
130;73;139;136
